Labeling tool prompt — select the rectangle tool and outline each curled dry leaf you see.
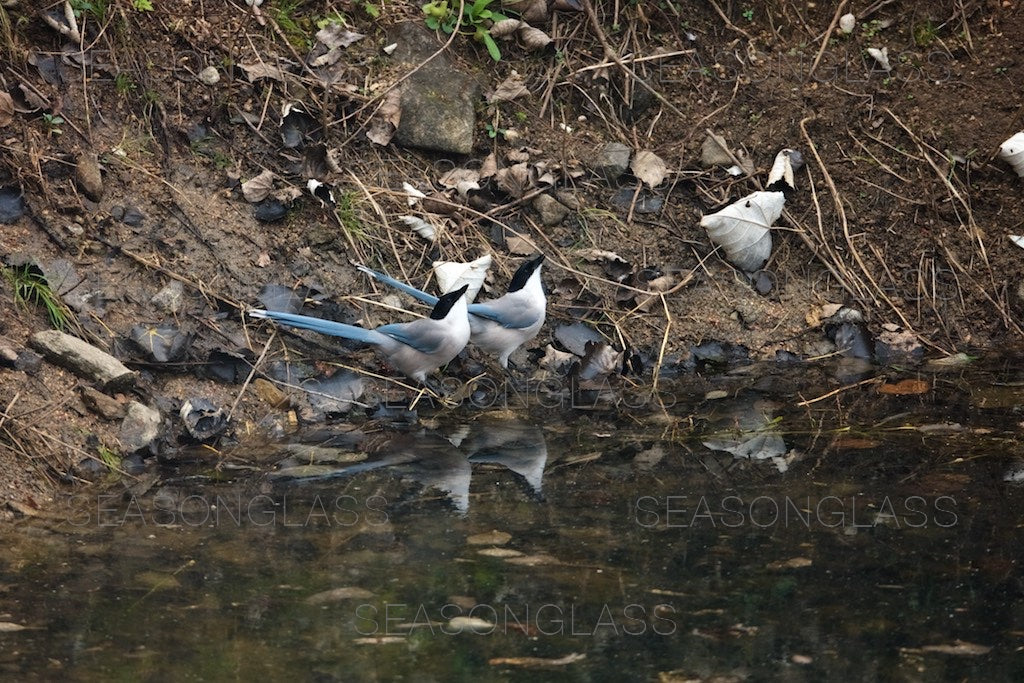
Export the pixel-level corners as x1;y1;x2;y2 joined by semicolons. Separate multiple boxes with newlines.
518;25;553;51
433;253;493;303
700;131;733;167
866;47;891;71
402;182;427;205
479;152;499;180
630;150;667;187
439;167;480;189
489;18;524;38
489;70;530;103
366;88;401;146
494;162;532;198
700;190;785;272
241;170;276;203
315;24;366;50
400;215;437;242
239;62;286;82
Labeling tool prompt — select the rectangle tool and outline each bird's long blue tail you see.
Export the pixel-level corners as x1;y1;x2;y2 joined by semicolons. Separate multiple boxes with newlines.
249;309;383;345
356;265;440;307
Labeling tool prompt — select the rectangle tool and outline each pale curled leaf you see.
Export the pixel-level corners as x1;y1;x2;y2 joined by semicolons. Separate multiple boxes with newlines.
433;254;492;302
999;131;1024;177
315;25;366;49
489;70;530;103
631;150;667;187
489;18;524;38
518;25;553;50
495;163;532;198
400;215;437;242
239;62;286;82
700;190;785;272
241;170;276;203
0;92;13;127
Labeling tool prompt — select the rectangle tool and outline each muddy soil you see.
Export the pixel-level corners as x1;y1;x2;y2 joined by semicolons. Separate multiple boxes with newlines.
1;0;1023;513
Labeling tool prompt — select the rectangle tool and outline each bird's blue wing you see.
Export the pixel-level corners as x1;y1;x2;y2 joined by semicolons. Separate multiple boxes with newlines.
375;320;446;354
357;266;440;306
467;301;538;329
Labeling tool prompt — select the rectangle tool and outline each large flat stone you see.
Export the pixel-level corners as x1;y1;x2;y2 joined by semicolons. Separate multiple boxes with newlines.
29;330;136;391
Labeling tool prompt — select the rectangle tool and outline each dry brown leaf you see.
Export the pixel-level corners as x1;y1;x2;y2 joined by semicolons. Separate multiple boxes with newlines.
241;170;276;203
489;70;530;103
878;379;930;395
316;25;365;49
439;167;480;189
490;19;523;38
518;25;553;50
700;131;732;167
506;234;535;255
239;62;286;82
256;252;272;268
767;557;812;570
366;88;401;146
0;92;13;127
495;162;531;197
631;150;667;187
479;152;498;179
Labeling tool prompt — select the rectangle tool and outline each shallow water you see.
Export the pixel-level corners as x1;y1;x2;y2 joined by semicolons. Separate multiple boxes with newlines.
2;360;1024;680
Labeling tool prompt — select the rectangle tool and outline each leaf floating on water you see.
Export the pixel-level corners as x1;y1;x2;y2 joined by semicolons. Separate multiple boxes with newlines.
489;653;586;668
448;616;495;633
305;586;374;605
0;622;28;632
467;530;512;546
504;553;558;566
477;548;523;558
877;379;930;395
630;150;667;187
916;640;992;656
700;190;784;272
355;636;406;645
766;557;812;570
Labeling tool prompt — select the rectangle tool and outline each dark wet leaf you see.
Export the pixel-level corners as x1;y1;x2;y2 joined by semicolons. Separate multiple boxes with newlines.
110;205;145;227
878;379;930;395
179;398;228;441
28;52;65;85
832;322;874;360
576;340;624;383
130;324;192;363
303;371;364;416
205;349;253;383
254;199;288;222
0;187;25;223
554;323;603;356
280;103;318;149
611;186;663;214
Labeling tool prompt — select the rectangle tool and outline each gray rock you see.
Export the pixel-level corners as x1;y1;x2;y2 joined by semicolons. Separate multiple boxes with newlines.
388;22;479;154
532;193;570;226
119;401;161;453
590;142;631;181
198;66;220;85
75;152;103;201
14;350;42;374
28;330;136;391
151;280;185;314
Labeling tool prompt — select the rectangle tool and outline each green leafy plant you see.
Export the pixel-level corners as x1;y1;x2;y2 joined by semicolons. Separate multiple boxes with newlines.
98;445;122;471
912;21;936;47
70;0;109;22
315;10;348;30
421;0;509;62
3;264;71;330
41;112;64;137
741;7;754;21
132;0;154;10
114;72;136;97
363;2;380;18
335;191;368;243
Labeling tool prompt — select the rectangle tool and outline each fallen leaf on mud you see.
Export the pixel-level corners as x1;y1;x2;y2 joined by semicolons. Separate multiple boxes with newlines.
239;62;286;82
315;24;365;49
280;103;317;148
539;344;575;373
490;18;524;38
253;378;291;409
766;557;812;570
130;324;192;363
489;653;586;668
631;150;667;187
700;131;733;167
467;530;512;545
576;341;623;383
480;152;499;179
0;92;13;126
495;162;531;198
242;170;276;203
700;190;784;272
306;586;374;605
402;182;427;205
439;167;480;190
878;379;930;395
506;235;535;255
489;70;530;103
925;352;973;369
256;252;272;267
554;323;604;356
916;641;992;656
399;215;437;242
518;25;553;51
366;88;401;146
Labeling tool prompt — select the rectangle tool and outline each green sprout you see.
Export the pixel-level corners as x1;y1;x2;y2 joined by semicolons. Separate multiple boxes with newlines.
3;264;72;330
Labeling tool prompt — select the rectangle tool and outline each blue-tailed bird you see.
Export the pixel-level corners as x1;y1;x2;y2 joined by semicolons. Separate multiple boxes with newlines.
356;254;546;369
249;284;470;383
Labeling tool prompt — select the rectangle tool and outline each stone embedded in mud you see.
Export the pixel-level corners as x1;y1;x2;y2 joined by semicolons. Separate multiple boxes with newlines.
198;66;220;85
79;386;126;421
75;152;103;201
119;401;161;453
387;23;480;155
254;198;288;222
179;398;227;442
0;337;17;367
532;193;570;226
150;280;185;314
14;350;42;374
29;329;136;391
590;142;631;182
